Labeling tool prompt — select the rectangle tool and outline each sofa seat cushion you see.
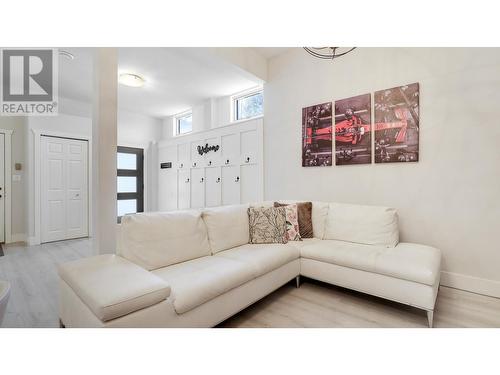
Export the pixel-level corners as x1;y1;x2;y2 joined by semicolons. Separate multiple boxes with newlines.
59;255;171;322
152;256;256;314
287;237;322;251
216;243;299;277
300;240;441;286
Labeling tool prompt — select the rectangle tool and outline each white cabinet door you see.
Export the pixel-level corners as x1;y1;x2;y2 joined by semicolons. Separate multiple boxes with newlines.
158;146;177;211
205;167;221;207
41;136;88;243
0;134;4;243
240;163;262;204
221;133;240;166
203;136;221;167
177;143;190;170
221;165;240;205
240;129;258;165
177;169;191;210
190;168;205;209
65;140;89;240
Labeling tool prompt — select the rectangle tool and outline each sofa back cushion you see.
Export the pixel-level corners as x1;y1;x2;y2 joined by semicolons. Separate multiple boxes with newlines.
118;210;211;270
323;202;399;247
311;201;329;239
202;204;250;254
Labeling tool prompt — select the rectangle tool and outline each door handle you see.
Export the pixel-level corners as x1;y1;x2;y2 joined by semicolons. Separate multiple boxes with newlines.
180;163;184;168
185;178;190;183
208;160;212;166
192;162;197;167
225;159;230;165
216;177;221;183
245;157;250;163
235;176;240;183
200;178;204;183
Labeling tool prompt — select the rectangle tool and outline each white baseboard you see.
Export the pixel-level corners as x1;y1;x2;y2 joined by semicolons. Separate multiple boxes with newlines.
28;237;40;246
9;233;27;243
441;271;500;299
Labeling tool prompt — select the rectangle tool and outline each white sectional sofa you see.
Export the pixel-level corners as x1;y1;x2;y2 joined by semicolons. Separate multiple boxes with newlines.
58;201;441;328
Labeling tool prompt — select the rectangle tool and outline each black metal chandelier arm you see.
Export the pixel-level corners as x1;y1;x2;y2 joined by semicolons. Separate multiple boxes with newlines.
303;47;356;60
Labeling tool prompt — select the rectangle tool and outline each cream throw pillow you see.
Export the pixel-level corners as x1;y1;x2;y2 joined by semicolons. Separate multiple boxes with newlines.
248;206;288;244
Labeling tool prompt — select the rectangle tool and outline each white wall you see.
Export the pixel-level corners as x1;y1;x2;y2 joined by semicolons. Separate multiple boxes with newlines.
23;97;162;243
162;95;233;140
0;117;28;240
27;114;92;240
116;109;162;212
265;47;500;297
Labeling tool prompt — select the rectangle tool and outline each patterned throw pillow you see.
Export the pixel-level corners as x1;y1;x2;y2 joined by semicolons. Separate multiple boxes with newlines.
283;204;302;241
248;206;288;244
274;201;313;238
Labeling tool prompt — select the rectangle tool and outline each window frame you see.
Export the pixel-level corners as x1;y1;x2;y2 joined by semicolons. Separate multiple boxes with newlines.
232;87;264;122
117;146;144;223
175;110;193;136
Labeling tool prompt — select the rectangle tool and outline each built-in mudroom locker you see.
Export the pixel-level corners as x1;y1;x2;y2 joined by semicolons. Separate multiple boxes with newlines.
158;118;263;211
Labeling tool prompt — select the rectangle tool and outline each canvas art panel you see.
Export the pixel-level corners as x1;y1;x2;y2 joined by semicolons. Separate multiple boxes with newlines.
374;82;420;163
302;102;332;167
334;93;372;165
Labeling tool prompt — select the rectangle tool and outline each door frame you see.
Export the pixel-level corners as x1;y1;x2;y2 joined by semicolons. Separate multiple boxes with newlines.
117;145;144;223
31;129;92;245
0;128;13;244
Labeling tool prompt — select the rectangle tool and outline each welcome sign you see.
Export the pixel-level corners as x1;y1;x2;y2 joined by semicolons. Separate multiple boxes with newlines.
197;143;220;156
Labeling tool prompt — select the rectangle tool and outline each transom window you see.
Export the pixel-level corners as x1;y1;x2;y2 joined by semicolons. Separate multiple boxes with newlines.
175;111;193;135
233;88;264;121
117;146;144;223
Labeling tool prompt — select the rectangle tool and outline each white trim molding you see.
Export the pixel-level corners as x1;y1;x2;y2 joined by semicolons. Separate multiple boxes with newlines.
441;271;500;299
10;233;27;243
0;128;13;244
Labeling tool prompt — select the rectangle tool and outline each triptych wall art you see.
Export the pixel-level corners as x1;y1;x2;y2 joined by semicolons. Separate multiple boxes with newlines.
302;82;420;167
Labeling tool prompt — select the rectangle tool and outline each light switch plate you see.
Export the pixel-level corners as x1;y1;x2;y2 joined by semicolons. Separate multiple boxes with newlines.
12;174;21;182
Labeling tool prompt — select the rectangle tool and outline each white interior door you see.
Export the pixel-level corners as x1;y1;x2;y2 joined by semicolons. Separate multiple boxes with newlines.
41;136;89;243
205;167;221;207
0;133;5;243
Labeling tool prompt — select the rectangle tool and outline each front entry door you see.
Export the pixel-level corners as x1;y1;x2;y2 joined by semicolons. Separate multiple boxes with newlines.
41;136;89;243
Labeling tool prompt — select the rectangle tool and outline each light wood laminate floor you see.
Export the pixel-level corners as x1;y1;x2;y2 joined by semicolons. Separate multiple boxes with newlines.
1;239;499;328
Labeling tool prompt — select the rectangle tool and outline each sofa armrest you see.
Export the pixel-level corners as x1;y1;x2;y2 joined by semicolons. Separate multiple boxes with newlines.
59;254;171;322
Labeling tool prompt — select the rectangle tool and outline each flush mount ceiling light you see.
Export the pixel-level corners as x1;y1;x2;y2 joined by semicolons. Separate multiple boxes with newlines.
119;73;146;88
303;47;356;60
59;50;75;60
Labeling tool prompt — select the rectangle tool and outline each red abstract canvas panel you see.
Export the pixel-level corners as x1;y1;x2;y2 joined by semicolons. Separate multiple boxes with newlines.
334;93;372;165
374;83;420;163
302;102;332;167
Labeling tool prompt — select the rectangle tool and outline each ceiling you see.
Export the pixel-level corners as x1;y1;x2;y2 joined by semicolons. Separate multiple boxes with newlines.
58;48;264;118
253;47;293;59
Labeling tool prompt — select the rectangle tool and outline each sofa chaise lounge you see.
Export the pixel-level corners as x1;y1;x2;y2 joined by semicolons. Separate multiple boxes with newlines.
58;201;441;328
